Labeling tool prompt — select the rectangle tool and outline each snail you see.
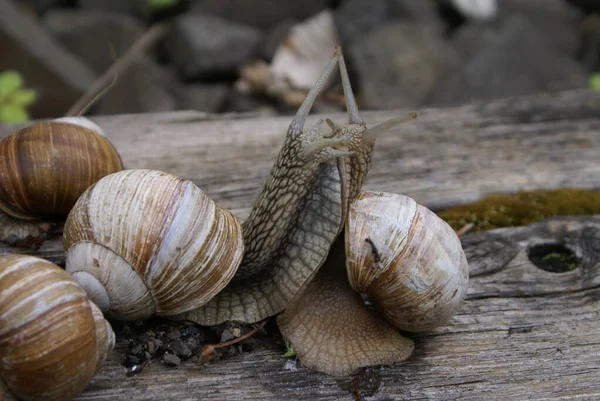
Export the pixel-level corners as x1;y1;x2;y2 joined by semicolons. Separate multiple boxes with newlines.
277;192;469;376
0;116;123;247
0;254;115;401
59;46;468;377
171;47;419;327
274;49;469;376
63;168;244;321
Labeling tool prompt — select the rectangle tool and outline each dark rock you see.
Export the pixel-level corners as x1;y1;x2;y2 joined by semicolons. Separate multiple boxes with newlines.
348;22;461;109
428;14;589;107
388;0;444;31
185;337;200;352
334;0;389;45
441;0;498;21
223;89;272;114
22;0;67;14
496;0;583;55
180;325;200;337
259;19;297;61
130;344;144;355
170;339;192;359
166;329;182;340
42;9;144;74
565;0;600;14
578;14;600;71
190;0;329;30
450;22;499;61
92;56;178;115
167;14;263;79
146;340;157;355
176;84;230;113
0;0;97;118
219;328;238;343
161;352;181;366
78;0;150;20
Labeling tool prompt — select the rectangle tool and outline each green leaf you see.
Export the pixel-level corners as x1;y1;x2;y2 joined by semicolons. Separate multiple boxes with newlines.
0;70;24;98
0;103;30;123
590;73;600;91
8;89;38;106
147;0;179;10
283;341;296;357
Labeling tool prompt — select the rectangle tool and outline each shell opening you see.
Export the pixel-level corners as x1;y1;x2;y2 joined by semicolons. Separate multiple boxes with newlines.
72;271;110;312
66;242;156;321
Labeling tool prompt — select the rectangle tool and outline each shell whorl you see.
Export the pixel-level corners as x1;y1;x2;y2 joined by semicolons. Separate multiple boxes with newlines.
64;169;244;321
0;254;115;401
345;191;469;331
0;118;123;221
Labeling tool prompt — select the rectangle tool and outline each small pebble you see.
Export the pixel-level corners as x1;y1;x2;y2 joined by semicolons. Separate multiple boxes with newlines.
162;352;181;367
166;329;181;340
220;329;235;343
130;344;144;355
186;337;199;352
284;360;298;372
171;339;192;359
181;325;200;337
146;341;157;355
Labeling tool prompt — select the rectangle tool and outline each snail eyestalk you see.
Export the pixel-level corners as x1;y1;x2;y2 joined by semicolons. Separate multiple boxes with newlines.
338;48;363;125
289;48;341;135
363;112;417;144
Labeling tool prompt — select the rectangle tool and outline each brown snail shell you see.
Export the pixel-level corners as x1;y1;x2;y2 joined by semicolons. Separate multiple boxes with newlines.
0;254;115;401
63;169;244;321
277;191;469;377
0;117;123;221
345;191;469;331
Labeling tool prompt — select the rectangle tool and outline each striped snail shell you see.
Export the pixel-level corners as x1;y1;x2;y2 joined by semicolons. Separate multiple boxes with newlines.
63;169;244;321
0;254;115;401
345;191;469;332
0;116;123;221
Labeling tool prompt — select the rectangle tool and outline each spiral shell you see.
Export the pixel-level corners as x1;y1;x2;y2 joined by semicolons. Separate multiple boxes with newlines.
0;117;123;221
345;191;469;331
63;169;244;321
0;254;115;401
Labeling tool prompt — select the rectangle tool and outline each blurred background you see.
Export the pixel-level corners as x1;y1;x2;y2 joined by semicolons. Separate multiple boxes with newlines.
0;0;598;122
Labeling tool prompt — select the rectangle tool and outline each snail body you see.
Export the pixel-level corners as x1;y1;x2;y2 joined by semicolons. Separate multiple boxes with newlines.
0;116;123;245
277;191;469;377
0;254;115;401
64;169;244;321
56;46;467;379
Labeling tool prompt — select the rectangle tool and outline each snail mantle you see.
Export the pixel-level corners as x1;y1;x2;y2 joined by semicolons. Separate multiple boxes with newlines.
0;88;599;400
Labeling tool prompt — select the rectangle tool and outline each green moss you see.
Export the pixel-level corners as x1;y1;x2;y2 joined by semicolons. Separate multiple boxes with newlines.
437;189;600;234
541;252;579;272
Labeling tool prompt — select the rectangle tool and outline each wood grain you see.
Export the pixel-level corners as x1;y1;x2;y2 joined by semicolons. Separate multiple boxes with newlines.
1;88;599;265
65;216;600;401
1;89;599;400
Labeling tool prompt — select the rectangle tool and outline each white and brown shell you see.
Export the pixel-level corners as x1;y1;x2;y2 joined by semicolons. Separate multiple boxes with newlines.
0;254;115;401
63;169;244;321
345;191;469;331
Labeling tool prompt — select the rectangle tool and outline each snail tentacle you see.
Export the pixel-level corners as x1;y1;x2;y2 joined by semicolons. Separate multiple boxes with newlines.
173;49;350;326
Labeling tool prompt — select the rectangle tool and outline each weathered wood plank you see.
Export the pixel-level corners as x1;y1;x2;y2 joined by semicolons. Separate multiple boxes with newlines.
1;89;599;264
1;89;600;400
77;216;600;401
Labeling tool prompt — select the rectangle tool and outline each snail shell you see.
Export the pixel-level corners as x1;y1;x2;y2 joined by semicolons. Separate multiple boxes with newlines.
0;254;115;401
345;191;469;331
63;169;244;321
277;191;469;376
0;116;123;221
